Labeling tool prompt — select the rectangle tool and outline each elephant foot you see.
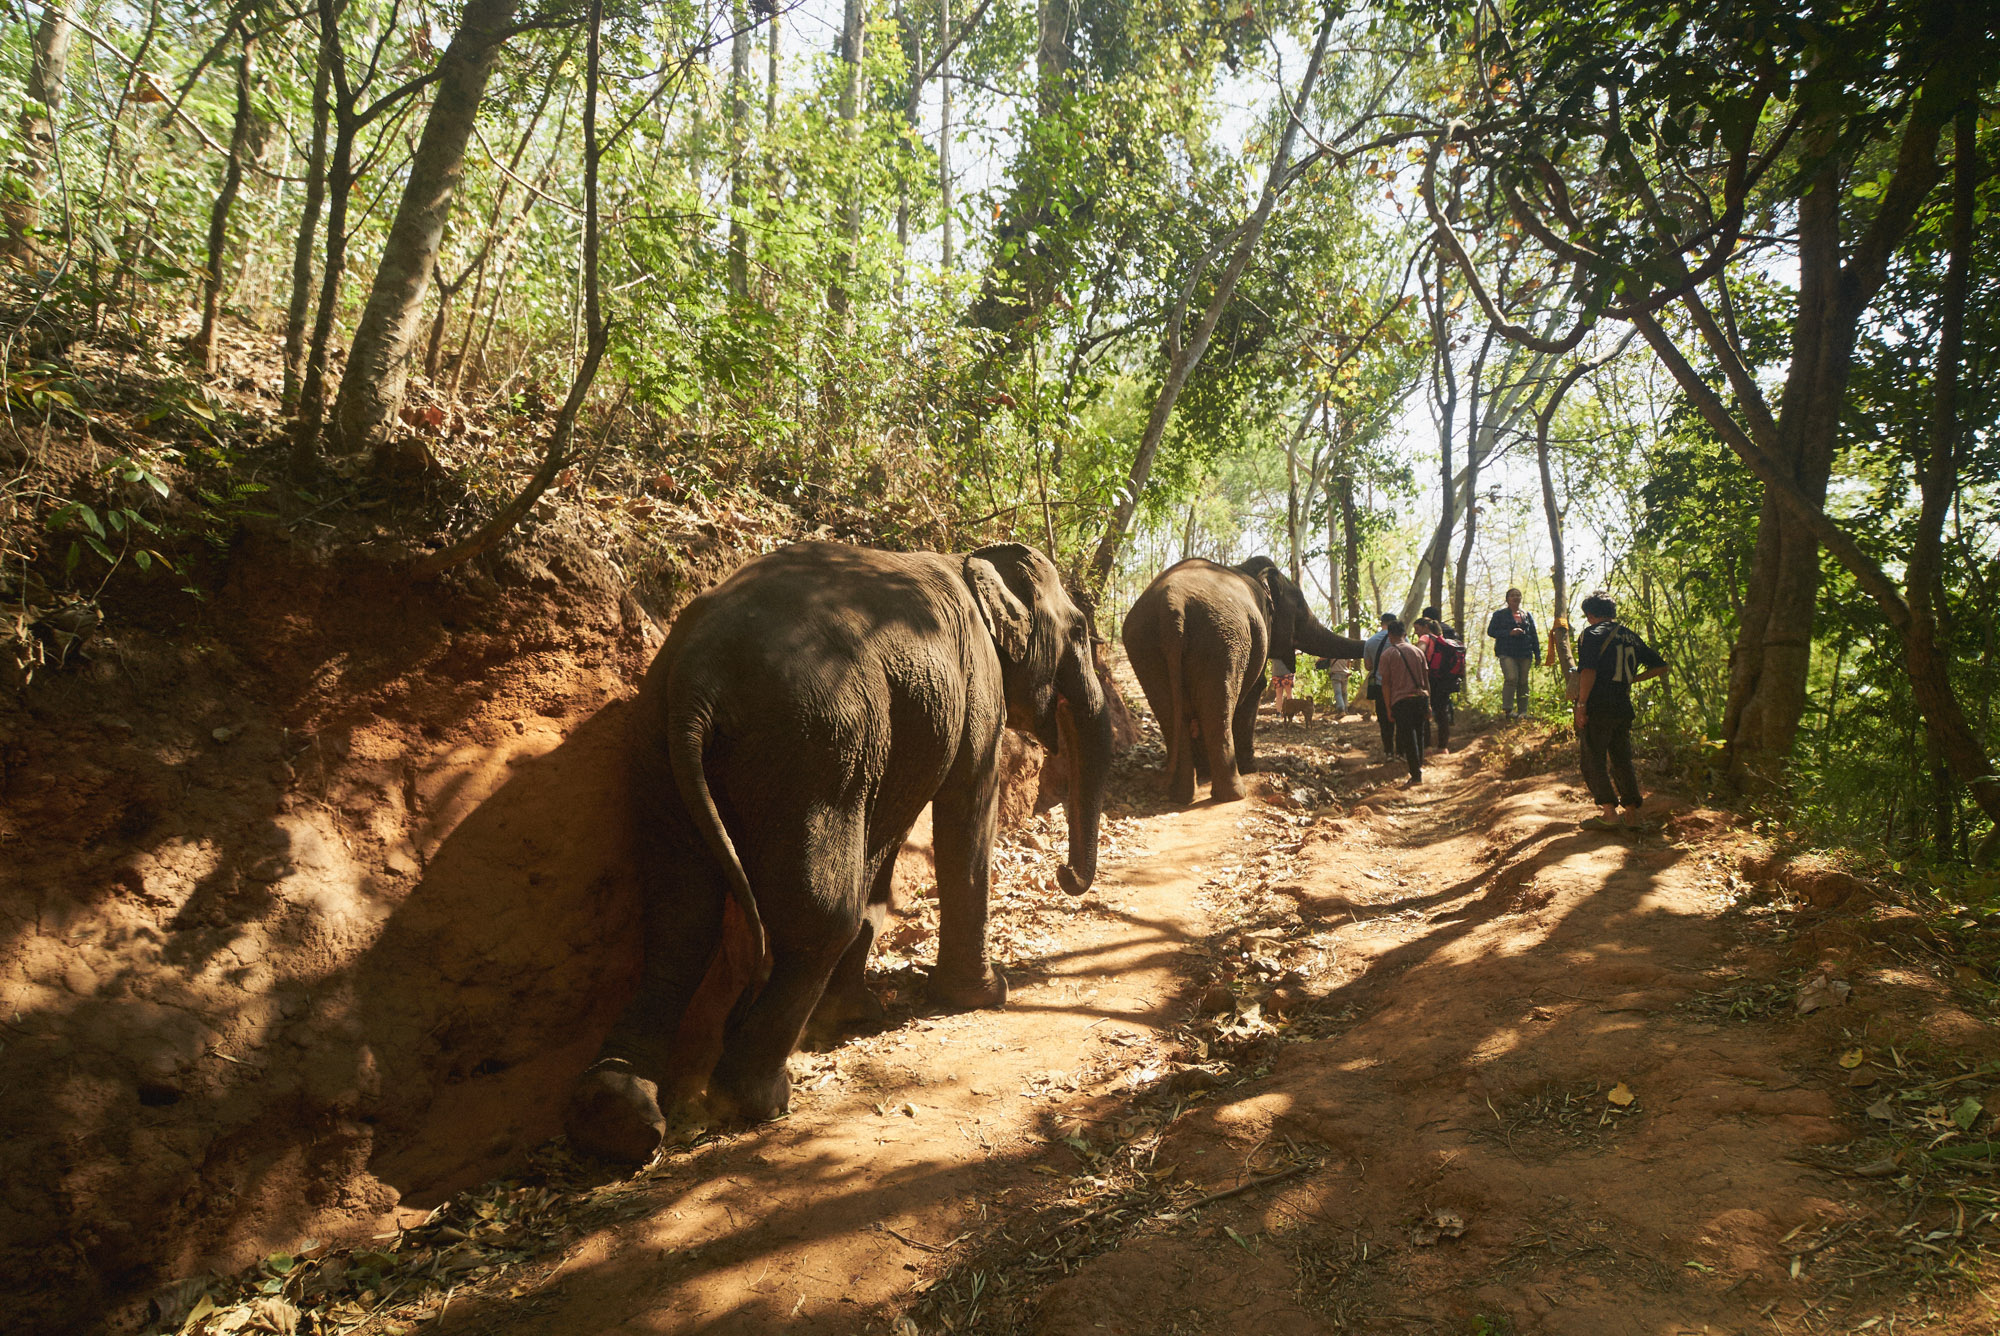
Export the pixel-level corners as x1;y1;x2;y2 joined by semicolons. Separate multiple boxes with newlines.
803;984;887;1049
930;962;1009;1010
565;1061;666;1165
1167;775;1197;806
707;1059;791;1124
1210;776;1248;803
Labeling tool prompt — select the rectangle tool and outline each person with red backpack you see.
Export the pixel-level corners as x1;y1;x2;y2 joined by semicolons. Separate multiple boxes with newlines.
1377;617;1432;786
1417;616;1465;753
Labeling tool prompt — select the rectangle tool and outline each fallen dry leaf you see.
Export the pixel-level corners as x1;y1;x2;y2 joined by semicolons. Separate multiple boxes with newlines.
1796;973;1852;1015
1839;1048;1864;1069
1607;1082;1635;1107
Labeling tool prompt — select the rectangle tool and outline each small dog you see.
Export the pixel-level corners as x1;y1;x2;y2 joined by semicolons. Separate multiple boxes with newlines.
1279;697;1315;725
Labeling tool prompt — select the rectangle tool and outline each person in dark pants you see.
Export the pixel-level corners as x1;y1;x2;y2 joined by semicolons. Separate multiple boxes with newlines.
1377;616;1431;786
1417;617;1461;753
1486;588;1541;719
1361;612;1395;755
1572;591;1668;830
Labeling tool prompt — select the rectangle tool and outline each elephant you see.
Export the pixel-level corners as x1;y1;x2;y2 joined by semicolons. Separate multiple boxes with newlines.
1122;556;1364;804
566;541;1114;1162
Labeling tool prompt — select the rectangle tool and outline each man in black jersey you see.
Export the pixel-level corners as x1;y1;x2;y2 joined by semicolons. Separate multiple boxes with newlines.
1572;591;1668;831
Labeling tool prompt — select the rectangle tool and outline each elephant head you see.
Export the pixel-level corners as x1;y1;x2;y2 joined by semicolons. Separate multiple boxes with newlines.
1237;556;1366;668
963;544;1113;896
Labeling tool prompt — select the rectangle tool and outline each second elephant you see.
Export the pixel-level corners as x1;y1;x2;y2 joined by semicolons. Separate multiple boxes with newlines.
1123;556;1364;804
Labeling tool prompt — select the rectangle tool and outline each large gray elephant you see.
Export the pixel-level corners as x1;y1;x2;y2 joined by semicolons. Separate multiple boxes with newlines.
1122;556;1363;804
567;541;1113;1162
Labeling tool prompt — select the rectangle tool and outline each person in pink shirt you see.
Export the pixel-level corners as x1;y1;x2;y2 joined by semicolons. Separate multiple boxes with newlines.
1376;616;1432;786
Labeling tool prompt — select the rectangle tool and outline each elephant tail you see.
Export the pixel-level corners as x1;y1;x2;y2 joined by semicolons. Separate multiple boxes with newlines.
668;711;770;988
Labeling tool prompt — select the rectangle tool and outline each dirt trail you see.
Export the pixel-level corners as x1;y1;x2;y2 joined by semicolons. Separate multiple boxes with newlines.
423;700;1997;1336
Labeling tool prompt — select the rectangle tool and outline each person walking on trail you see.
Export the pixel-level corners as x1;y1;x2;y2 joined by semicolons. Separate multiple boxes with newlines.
1377;616;1431;787
1418;617;1464;754
1572;591;1669;831
1322;656;1351;716
1486;588;1541;720
1271;659;1296;714
1362;613;1395;755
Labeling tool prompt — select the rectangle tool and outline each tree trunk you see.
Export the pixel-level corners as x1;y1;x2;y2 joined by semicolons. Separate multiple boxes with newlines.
1085;5;1336;594
1452;448;1478;633
827;0;866;321
291;0;357;476
1036;0;1072;111
196;29;255;372
335;0;519;461
894;0;915;291
4;4;74;265
1400;332;1548;621
283;35;331;409
1338;458;1361;638
766;8;781;129
727;0;752;302
416;0;607;579
1426;253;1458;616
938;0;952;268
1719;156;1850;789
1904;106;1999;854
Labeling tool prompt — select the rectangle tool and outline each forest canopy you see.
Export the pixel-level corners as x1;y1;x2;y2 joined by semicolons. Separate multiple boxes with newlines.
2;0;1996;863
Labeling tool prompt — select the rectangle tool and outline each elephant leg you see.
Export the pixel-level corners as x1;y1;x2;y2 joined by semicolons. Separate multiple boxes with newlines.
1199;670;1246;802
1233;667;1264;778
930;763;1008;1009
567;829;730;1163
709;824;865;1124
1160;634;1198;806
804;860;891;1047
1175;710;1205;801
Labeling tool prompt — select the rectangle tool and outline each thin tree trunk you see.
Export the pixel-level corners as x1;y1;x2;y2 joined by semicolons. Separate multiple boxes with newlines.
1426;252;1458;615
1452;445;1479;633
4;4;74;264
937;0;952;268
1085;5;1337;594
336;0;519;461
1339;458;1361;638
415;0;607;579
197;28;255;372
766;6;781;128
292;0;360;470
1904;106;1998;856
283;33;331;408
727;0;752;301
827;0;866;321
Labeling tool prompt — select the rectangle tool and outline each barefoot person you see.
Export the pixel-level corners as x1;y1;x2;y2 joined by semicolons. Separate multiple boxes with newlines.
1377;616;1431;787
1572;591;1668;831
1486;588;1541;720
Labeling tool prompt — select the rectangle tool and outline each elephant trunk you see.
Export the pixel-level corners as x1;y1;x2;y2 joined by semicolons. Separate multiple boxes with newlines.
1054;642;1113;896
1289;612;1368;664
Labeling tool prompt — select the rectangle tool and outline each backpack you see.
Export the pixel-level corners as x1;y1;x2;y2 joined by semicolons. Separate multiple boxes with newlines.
1426;635;1466;689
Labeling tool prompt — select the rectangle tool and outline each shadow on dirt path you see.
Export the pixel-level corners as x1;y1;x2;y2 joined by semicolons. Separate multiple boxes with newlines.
191;690;2000;1336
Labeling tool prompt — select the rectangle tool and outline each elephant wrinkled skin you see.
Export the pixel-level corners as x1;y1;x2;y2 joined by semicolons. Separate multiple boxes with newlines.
1123;556;1363;804
567;542;1113;1163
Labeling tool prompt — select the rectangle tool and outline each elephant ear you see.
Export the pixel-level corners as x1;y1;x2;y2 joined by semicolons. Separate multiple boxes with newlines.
964;555;1033;662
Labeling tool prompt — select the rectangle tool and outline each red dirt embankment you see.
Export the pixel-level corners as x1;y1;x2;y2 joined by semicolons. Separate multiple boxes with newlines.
2;521;1129;1335
2;529;669;1331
